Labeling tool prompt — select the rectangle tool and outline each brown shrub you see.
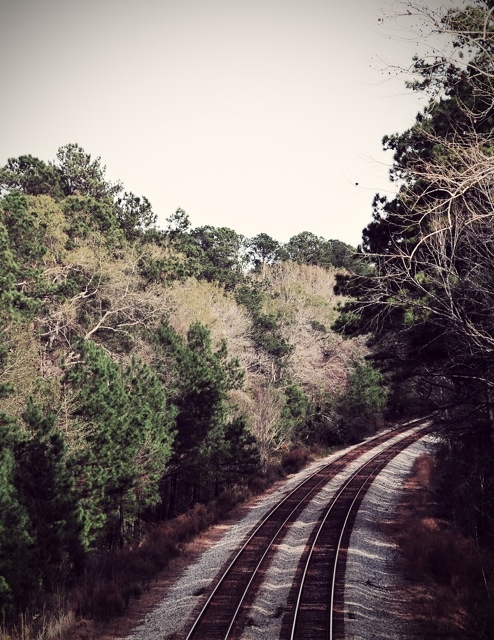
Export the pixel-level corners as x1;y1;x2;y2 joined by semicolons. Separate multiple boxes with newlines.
89;583;126;621
214;486;250;517
414;453;434;488
397;453;485;635
281;447;309;474
62;618;95;640
248;473;272;495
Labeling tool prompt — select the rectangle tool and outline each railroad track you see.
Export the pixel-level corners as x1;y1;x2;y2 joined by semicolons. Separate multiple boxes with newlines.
182;420;430;640
281;429;426;640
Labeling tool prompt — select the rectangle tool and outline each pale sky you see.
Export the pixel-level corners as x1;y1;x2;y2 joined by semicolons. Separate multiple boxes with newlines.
0;0;454;246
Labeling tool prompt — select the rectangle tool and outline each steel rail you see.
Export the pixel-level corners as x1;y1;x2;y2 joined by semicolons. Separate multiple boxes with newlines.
289;427;429;640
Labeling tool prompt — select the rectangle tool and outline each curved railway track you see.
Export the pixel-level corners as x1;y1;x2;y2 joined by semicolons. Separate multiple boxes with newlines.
282;429;424;640
182;420;431;640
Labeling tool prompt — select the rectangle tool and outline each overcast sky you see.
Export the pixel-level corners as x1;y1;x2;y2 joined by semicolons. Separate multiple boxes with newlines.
1;0;455;246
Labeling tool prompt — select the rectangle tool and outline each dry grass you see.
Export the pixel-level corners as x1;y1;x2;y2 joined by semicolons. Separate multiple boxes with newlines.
0;501;224;639
0;602;76;640
281;447;311;474
0;448;316;640
396;453;492;638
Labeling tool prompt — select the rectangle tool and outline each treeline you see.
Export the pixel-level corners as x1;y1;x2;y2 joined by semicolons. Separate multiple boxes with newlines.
0;143;383;628
336;2;494;636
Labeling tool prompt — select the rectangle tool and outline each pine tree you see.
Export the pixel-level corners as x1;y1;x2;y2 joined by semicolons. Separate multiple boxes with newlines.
65;338;176;548
122;357;176;523
0;415;33;618
155;319;252;512
16;399;84;590
0;193;47;318
0;155;64;199
334;361;388;444
64;339;134;547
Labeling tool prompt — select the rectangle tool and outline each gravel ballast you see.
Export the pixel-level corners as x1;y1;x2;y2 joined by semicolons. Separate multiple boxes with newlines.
343;435;436;639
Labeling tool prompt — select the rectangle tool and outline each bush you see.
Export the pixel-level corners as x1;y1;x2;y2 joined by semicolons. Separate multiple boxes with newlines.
334;360;388;443
397;453;492;638
89;584;126;622
281;448;310;474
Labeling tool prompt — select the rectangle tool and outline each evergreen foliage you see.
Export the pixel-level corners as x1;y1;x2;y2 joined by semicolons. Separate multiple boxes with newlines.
154;319;256;513
17;400;83;591
115;192;157;240
245;233;283;271
62;195;122;247
234;282;293;359
0;418;33;618
0;192;47;311
0;221;21;323
281;380;313;441
189;225;246;289
55;143;122;201
0;155;64;199
64;339;175;548
284;231;366;274
333;361;388;444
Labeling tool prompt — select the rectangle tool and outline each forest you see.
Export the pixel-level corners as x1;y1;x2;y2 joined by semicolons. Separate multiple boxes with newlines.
2;1;494;638
0;139;380;632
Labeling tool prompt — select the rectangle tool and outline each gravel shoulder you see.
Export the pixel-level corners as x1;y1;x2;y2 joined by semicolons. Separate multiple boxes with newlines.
343;435;437;639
